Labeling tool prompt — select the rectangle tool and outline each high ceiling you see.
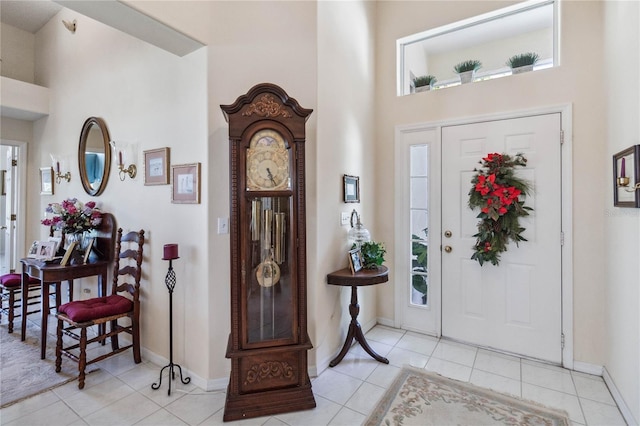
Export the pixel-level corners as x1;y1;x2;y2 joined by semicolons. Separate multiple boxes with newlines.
0;0;62;34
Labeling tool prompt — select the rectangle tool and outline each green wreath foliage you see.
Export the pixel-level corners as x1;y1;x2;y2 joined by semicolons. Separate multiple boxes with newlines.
468;153;533;266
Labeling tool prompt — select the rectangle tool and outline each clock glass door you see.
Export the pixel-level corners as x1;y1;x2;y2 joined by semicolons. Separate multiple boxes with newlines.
245;195;296;346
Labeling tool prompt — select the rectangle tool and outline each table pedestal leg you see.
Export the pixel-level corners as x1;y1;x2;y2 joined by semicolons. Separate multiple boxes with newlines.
329;286;389;367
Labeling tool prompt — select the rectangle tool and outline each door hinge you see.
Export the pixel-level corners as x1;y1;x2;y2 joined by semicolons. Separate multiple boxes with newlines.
561;332;565;349
560;130;565;145
11;159;17;167
10;214;16;221
560;231;564;246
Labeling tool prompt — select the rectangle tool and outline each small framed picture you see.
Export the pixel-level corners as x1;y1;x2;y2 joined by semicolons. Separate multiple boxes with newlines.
40;167;54;195
613;145;640;208
34;240;57;260
144;147;170;185
343;174;360;203
83;238;95;263
348;248;363;274
48;236;63;255
172;163;201;204
27;241;39;258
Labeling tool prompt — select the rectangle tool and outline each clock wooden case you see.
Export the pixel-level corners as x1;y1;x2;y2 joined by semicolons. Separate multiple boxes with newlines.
220;83;315;421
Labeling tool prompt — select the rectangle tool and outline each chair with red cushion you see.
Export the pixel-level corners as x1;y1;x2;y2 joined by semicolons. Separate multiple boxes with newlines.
55;228;144;389
0;273;42;333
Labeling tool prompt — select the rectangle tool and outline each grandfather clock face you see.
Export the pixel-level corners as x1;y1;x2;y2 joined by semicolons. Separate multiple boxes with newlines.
246;129;291;191
244;128;295;346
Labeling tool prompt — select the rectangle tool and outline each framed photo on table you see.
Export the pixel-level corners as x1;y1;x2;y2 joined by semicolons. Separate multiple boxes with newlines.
343;174;360;203
613;145;640;208
172;163;201;204
40;167;54;195
348;248;363;274
144;147;170;185
28;240;58;260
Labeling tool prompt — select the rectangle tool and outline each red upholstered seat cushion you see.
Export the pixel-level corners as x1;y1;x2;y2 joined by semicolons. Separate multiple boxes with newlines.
58;295;133;322
0;273;40;288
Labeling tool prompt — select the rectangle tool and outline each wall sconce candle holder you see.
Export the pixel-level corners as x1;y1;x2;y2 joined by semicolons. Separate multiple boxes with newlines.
110;141;137;181
613;145;640;207
50;154;71;184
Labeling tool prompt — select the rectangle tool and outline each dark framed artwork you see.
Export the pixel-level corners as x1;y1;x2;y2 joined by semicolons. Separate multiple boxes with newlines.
172;163;201;204
613;145;640;208
144;147;170;185
343;174;360;203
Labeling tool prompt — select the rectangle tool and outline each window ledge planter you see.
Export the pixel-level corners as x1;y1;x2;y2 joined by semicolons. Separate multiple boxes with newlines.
511;64;534;74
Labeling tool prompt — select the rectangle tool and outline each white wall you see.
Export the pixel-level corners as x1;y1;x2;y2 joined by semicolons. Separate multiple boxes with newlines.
0;23;35;82
30;8;210;381
315;0;378;371
603;1;640;423
375;0;607;365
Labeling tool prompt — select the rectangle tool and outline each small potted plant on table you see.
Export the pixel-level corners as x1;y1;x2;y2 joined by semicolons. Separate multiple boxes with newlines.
454;60;482;84
507;52;539;74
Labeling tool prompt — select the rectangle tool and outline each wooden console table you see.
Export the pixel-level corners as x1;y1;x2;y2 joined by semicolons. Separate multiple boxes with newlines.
327;265;389;367
21;258;108;359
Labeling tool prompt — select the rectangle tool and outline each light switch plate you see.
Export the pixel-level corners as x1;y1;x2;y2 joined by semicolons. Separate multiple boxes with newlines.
218;217;229;234
341;212;350;226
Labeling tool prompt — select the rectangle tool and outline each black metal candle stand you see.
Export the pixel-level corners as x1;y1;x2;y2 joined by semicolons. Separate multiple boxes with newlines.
151;259;191;395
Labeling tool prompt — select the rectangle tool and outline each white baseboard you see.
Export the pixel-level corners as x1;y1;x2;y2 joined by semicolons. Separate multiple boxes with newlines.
376;317;395;328
602;367;639;426
140;347;227;392
572;360;603;376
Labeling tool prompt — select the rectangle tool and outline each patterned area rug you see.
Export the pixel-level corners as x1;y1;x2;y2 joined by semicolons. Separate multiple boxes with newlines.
0;319;96;408
365;366;570;426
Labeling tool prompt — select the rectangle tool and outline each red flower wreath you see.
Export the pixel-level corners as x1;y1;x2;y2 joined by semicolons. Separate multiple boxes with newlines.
468;153;533;266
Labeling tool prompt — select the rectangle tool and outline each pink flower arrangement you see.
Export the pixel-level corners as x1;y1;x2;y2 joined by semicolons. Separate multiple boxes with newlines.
41;198;102;234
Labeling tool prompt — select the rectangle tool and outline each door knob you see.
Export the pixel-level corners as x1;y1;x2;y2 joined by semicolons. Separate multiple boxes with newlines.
0;226;6;230
444;230;452;238
444;245;452;253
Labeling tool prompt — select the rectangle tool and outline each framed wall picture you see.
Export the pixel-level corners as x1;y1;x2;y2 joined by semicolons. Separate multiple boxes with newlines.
144;147;170;185
172;163;201;204
40;167;54;195
348;248;363;274
613;145;640;208
343;174;360;203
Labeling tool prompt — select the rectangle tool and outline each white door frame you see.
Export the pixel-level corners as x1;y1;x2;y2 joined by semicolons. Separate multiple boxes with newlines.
1;139;28;274
394;104;573;369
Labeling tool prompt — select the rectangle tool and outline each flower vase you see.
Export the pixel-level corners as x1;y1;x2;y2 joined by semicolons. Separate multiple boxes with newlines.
66;232;86;253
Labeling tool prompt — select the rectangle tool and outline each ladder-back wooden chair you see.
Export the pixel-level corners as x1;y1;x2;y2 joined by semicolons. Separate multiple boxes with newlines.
55;228;145;389
0;273;41;333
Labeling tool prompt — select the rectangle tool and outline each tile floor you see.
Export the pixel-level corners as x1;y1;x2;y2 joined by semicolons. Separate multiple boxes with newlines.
0;324;628;425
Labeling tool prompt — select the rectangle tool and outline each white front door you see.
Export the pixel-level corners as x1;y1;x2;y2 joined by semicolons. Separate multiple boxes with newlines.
441;113;562;363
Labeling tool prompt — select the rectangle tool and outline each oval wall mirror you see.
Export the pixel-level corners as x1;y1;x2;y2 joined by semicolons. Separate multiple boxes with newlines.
78;117;111;196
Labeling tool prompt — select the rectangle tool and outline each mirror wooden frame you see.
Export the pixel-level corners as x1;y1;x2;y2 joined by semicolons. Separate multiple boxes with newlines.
78;117;111;196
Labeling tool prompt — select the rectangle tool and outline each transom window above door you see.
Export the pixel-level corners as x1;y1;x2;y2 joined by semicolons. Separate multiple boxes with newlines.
397;0;558;95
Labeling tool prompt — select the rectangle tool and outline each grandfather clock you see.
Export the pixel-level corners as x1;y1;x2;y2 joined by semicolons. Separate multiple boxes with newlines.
220;83;315;421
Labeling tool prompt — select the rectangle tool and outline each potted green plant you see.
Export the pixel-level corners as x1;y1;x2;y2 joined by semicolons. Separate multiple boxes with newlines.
454;60;482;84
412;228;428;304
413;75;437;92
357;241;386;269
507;52;539;74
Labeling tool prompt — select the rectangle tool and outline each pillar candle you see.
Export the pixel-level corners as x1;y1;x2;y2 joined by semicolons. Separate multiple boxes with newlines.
163;244;179;260
621;158;626;178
